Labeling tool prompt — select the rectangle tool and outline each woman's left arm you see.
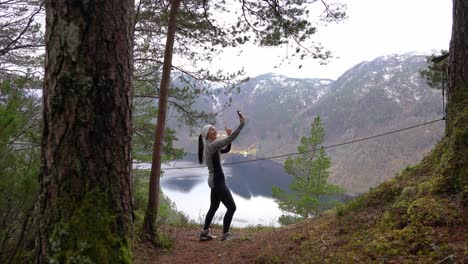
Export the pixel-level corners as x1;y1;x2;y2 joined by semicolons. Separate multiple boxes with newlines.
207;121;244;152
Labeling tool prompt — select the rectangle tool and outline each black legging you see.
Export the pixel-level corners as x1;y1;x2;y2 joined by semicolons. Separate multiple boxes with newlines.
203;183;236;234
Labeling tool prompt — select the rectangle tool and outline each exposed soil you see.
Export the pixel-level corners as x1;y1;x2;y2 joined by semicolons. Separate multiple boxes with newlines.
134;211;467;264
133;224;303;264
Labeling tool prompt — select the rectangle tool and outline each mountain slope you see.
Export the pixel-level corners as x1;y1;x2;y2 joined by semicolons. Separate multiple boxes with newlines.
292;54;445;192
171;53;445;193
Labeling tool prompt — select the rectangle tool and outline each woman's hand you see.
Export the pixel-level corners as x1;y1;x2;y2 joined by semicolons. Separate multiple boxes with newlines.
224;127;233;136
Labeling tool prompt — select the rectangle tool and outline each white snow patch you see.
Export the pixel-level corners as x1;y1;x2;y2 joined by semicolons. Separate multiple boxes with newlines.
314;87;329;102
357;86;370;96
384;86;401;103
254;82;262;90
409;73;420;85
271;74;287;83
380;54;395;61
284;80;300;87
252;80;268;95
213;95;222;111
383;74;392;81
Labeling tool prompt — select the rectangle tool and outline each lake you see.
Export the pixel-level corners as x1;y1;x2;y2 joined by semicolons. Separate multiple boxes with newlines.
156;154;293;227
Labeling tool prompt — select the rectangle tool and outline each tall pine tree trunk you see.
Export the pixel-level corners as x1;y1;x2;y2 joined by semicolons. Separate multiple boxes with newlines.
447;0;468;136
143;0;181;241
37;0;134;262
445;0;468;203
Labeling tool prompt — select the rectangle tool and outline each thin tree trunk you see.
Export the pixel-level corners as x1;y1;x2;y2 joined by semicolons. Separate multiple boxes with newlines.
37;0;134;262
143;0;182;241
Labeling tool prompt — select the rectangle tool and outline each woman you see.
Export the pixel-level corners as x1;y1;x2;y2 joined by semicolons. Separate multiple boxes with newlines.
198;112;246;241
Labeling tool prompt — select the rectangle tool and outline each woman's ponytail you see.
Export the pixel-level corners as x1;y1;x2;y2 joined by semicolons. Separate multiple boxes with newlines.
198;134;204;164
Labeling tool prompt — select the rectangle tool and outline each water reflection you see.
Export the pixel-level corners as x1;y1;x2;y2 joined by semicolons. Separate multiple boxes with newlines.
153;153;351;227
162;177;203;193
161;153;292;198
158;153;291;227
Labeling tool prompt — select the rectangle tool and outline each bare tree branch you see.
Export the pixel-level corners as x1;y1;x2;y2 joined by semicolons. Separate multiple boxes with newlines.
0;1;44;56
135;93;210;118
241;0;261;32
320;0;339;20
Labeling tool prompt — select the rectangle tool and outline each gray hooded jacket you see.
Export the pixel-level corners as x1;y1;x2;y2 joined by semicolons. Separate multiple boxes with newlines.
203;121;244;188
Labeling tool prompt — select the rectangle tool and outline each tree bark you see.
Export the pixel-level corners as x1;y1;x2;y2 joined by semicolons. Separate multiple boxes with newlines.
445;0;468;204
143;0;181;241
37;0;134;262
447;0;468;135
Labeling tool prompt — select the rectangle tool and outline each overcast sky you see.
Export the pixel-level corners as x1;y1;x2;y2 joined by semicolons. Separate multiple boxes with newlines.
206;0;453;80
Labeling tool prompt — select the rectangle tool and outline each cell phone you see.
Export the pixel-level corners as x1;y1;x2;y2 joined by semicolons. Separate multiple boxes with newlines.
236;110;242;117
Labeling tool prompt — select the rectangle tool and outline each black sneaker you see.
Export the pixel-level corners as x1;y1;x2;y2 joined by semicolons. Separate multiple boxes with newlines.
221;232;233;241
199;229;217;241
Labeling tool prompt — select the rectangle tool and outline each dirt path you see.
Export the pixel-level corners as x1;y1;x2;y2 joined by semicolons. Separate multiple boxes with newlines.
134;225;301;264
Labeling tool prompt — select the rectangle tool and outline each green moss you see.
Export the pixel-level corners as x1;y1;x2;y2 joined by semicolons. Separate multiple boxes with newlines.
335;194;366;216
430;105;468;205
380;199;411;229
255;252;282;264
47;191;133;264
364;225;437;261
334;117;465;260
416;181;433;196
363;180;403;208
335;180;402;218
400;186;417;199
290;231;307;243
398;164;420;177
407;197;461;227
378;193;461;232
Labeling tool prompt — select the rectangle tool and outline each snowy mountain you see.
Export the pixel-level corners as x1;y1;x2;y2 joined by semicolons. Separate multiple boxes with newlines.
170;53;445;194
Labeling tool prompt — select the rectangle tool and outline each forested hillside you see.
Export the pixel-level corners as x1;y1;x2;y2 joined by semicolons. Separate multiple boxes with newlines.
172;54;445;193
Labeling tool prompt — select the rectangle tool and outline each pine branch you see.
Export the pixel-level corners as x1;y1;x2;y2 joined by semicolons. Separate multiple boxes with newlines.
134;94;209;118
0;2;44;56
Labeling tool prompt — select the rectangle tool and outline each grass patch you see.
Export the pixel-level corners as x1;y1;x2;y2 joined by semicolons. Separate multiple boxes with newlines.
154;232;175;251
237;225;276;233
